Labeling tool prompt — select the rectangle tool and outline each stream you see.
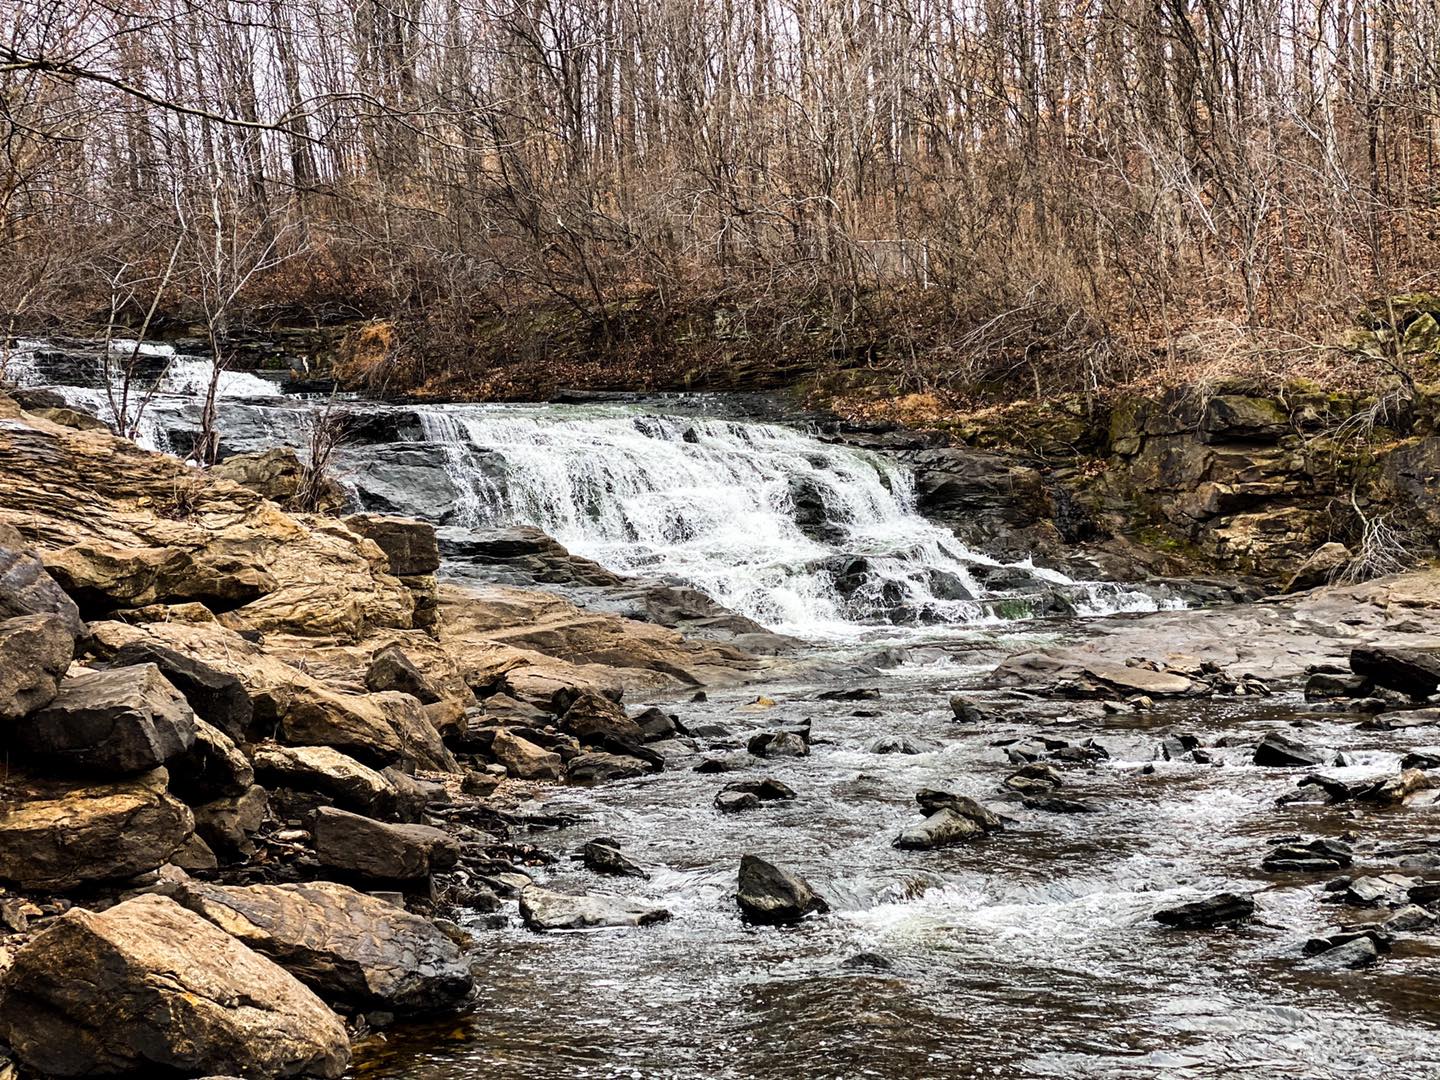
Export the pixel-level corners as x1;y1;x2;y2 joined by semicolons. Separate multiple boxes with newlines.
10;342;1440;1079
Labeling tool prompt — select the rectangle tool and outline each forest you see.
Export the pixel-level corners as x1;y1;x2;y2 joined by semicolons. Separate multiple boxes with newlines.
5;0;1440;398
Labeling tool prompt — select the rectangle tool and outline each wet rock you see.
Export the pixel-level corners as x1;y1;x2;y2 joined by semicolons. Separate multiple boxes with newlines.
1003;763;1063;795
716;790;761;813
868;735;939;755
519;886;670;931
193;784;268;862
0;894;349;1078
1253;732;1329;768
1152;892;1256;929
736;854;828;925
694;756;745;773
1304;671;1372;701
1349;645;1440;698
894;808;987;850
177;880;473;1015
108;641;254;741
841;952;893;971
1403;750;1440;771
566;752;650;784
1383;904;1437;932
949;694;988;723
312;806;459;883
1339;875;1414;908
252;743;397;817
1299;935;1381;970
16;664;197;775
168;718;255;802
747;730;809;758
364;645;442;704
0;769;193;891
554;687;645;746
491;729;563;781
0;524;83;635
632;706;680;742
1261;837;1353;872
0;614;74;722
581;840;648;879
1353;768;1436;806
723;778;797;802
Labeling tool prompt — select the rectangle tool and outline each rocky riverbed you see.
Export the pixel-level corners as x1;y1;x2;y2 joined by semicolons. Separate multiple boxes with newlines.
1;382;1440;1079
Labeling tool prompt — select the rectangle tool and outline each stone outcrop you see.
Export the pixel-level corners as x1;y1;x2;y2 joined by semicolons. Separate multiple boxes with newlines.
0;894;350;1078
0;769;193;890
177;880;473;1014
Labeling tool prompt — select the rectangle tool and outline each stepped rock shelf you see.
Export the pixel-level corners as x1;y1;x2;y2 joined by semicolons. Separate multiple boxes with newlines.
2;373;1440;1078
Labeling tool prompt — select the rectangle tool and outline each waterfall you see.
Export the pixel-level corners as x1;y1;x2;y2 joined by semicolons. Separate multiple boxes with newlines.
398;404;1175;637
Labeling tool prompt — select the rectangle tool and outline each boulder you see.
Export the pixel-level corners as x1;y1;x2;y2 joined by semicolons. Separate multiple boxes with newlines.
949;695;989;723
109;640;254;741
312;806;459;883
0;894;349;1078
177;880;473;1015
0;524;83;635
168;718;255;802
0;614;74;722
252;743;397;817
278;683;404;767
44;539;277;614
1082;662;1193;697
211;447;344;511
715;790;761;813
1283;543;1350;593
1304;671;1371;701
382;767;447;823
632;706;680;742
1299;935;1381;970
1152;892;1255;929
1253;732;1328;768
1353;768;1436;806
1261;837;1353;872
0;769;193;891
894;808;987;850
736;854;828;925
722;778;797;802
566;752;650;784
555;688;645;746
868;735;940;755
747;731;809;758
193;784;269;862
1350;645;1440;697
343;515;440;577
377;691;458;773
519;886;671;931
491;728;564;780
365;645;441;704
582;840;648;879
16;664;197;775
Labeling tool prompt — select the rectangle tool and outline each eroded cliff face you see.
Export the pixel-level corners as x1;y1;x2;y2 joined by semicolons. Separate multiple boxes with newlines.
862;381;1440;584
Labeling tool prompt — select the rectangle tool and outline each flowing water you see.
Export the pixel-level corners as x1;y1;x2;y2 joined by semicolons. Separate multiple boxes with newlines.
9;341;1440;1079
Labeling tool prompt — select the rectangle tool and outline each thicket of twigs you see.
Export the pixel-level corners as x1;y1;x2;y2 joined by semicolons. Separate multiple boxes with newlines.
5;0;1440;399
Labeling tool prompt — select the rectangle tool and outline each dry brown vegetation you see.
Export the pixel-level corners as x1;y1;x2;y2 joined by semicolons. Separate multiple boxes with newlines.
5;0;1440;402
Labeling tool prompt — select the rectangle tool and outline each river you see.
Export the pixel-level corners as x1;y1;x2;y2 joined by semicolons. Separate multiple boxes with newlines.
10;341;1440;1079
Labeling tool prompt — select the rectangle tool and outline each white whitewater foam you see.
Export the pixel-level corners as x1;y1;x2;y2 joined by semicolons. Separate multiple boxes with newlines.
412;403;1177;637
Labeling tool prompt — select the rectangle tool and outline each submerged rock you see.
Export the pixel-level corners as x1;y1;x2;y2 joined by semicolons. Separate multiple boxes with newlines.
868;735;939;755
519;886;670;931
716;790;761;813
1261;837;1353;872
177;880;473;1015
736;854;828;924
747;730;809;758
1153;892;1256;929
1299;935;1382;970
0;894;350;1078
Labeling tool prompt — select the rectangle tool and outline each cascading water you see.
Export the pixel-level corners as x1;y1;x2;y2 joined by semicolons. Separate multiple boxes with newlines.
390;404;1174;638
